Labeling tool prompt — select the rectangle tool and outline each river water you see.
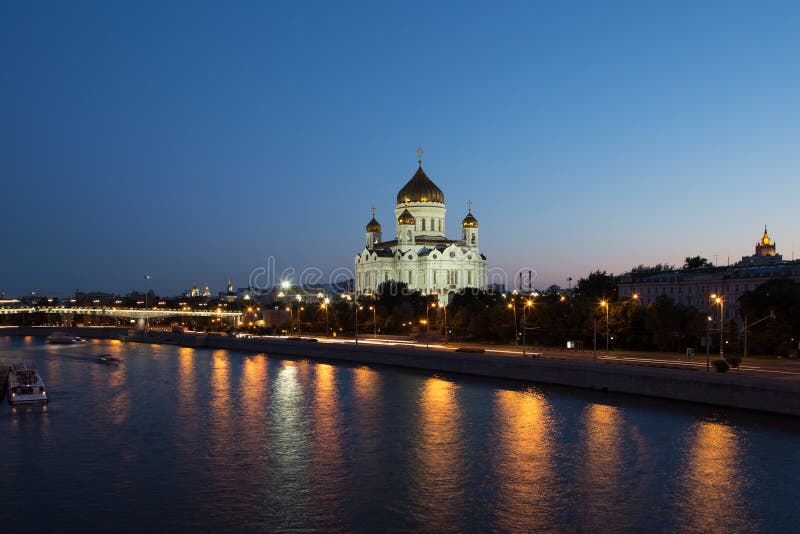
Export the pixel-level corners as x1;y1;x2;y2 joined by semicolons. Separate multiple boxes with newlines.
1;336;798;532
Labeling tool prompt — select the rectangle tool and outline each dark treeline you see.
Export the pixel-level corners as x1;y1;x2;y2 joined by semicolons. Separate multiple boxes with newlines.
354;274;800;356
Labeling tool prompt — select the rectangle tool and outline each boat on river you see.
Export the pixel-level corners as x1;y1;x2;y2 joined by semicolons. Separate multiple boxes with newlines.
46;332;86;344
7;363;47;404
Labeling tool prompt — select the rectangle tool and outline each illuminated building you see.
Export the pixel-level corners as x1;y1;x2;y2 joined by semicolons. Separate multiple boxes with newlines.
355;150;487;303
617;226;799;324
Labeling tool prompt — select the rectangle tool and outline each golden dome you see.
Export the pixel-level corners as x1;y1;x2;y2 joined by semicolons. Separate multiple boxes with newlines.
396;165;445;204
462;211;478;228
397;208;416;225
762;225;771;245
366;217;381;232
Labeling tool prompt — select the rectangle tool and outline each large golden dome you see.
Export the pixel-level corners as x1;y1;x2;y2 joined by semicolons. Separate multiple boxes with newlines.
396;165;445;205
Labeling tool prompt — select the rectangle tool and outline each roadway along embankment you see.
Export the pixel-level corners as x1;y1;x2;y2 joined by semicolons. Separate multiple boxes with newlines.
125;330;800;417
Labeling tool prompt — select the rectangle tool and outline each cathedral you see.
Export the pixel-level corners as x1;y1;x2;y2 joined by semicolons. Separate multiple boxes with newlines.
355;150;487;303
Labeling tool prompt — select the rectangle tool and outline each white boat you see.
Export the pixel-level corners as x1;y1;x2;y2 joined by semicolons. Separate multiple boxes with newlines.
7;364;47;404
46;332;85;344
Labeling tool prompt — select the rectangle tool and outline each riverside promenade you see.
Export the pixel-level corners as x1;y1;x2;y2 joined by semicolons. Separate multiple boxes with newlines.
4;326;800;417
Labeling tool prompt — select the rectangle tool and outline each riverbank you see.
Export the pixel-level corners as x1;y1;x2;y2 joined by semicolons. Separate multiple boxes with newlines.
4;326;800;416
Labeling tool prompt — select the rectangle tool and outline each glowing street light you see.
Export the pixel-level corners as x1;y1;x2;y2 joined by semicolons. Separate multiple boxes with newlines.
426;301;437;348
369;305;377;337
522;299;533;356
711;294;724;361
507;301;518;345
600;300;609;353
321;300;329;337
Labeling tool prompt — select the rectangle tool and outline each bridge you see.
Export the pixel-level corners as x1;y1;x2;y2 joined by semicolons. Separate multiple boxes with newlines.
0;306;243;330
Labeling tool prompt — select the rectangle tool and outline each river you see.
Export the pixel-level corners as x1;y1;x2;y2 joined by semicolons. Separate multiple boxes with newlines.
1;336;798;531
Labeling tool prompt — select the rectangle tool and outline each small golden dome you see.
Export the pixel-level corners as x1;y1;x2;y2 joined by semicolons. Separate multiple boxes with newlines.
396;166;445;204
397;208;416;225
462;211;478;228
366;217;381;232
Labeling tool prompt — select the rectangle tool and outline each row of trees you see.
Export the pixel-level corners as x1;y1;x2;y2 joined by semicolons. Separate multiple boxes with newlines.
325;274;799;356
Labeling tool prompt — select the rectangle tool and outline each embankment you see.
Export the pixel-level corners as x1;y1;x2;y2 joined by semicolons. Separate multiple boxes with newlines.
5;327;800;416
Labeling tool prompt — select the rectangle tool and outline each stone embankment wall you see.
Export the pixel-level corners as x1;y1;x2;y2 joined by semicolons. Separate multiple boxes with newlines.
5;327;800;417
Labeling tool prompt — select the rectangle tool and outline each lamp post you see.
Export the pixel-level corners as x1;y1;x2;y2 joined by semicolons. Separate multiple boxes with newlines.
600;300;609;352
711;294;724;361
508;300;518;345
355;304;362;345
369;305;377;337
523;299;533;357
144;274;151;328
706;313;712;371
426;301;437;349
297;306;304;337
442;303;447;344
321;300;329;337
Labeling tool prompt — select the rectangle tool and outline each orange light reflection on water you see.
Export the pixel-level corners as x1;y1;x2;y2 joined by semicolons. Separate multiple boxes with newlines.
310;363;343;501
410;377;464;526
240;354;268;448
493;388;558;531
675;420;748;532
208;350;232;456
578;403;629;529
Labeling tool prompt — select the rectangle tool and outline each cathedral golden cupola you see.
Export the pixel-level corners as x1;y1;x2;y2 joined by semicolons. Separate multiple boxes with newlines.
461;202;478;228
397;208;416;225
366;210;382;232
396;148;445;205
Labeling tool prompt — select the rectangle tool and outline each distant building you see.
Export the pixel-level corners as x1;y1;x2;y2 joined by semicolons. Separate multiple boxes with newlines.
617;227;799;324
740;225;782;265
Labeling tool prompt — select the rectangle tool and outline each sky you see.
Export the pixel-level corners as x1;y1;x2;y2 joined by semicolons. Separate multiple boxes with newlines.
1;1;799;297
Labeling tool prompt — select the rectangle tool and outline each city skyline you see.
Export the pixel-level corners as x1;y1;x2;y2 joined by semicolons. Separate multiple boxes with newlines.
2;1;799;296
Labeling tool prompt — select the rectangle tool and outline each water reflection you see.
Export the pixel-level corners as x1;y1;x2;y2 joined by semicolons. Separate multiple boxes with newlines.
492;387;559;531
106;354;129;426
578;403;630;529
269;362;311;523
241;354;268;427
208;350;232;458
352;366;381;456
410;377;464;529
675;420;751;532
309;364;346;524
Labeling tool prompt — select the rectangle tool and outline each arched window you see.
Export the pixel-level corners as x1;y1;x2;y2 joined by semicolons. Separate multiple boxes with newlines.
406;230;412;241
422;219;426;231
471;234;476;244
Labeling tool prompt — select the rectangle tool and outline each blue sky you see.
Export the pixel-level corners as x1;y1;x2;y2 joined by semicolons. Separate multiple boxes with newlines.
1;1;798;297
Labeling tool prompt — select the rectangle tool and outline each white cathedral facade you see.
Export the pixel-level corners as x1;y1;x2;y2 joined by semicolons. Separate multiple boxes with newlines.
355;151;487;303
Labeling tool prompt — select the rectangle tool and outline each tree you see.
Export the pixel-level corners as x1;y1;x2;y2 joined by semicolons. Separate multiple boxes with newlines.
739;279;800;355
683;256;713;269
575;271;618;301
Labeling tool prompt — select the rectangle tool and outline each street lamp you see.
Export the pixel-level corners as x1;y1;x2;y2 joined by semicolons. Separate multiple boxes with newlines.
507;301;518;345
442;303;448;344
600;300;609;352
356;304;363;345
426;302;437;348
321;300;329;337
522;299;533;356
369;305;377;337
711;294;724;361
285;306;292;335
297;306;304;337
